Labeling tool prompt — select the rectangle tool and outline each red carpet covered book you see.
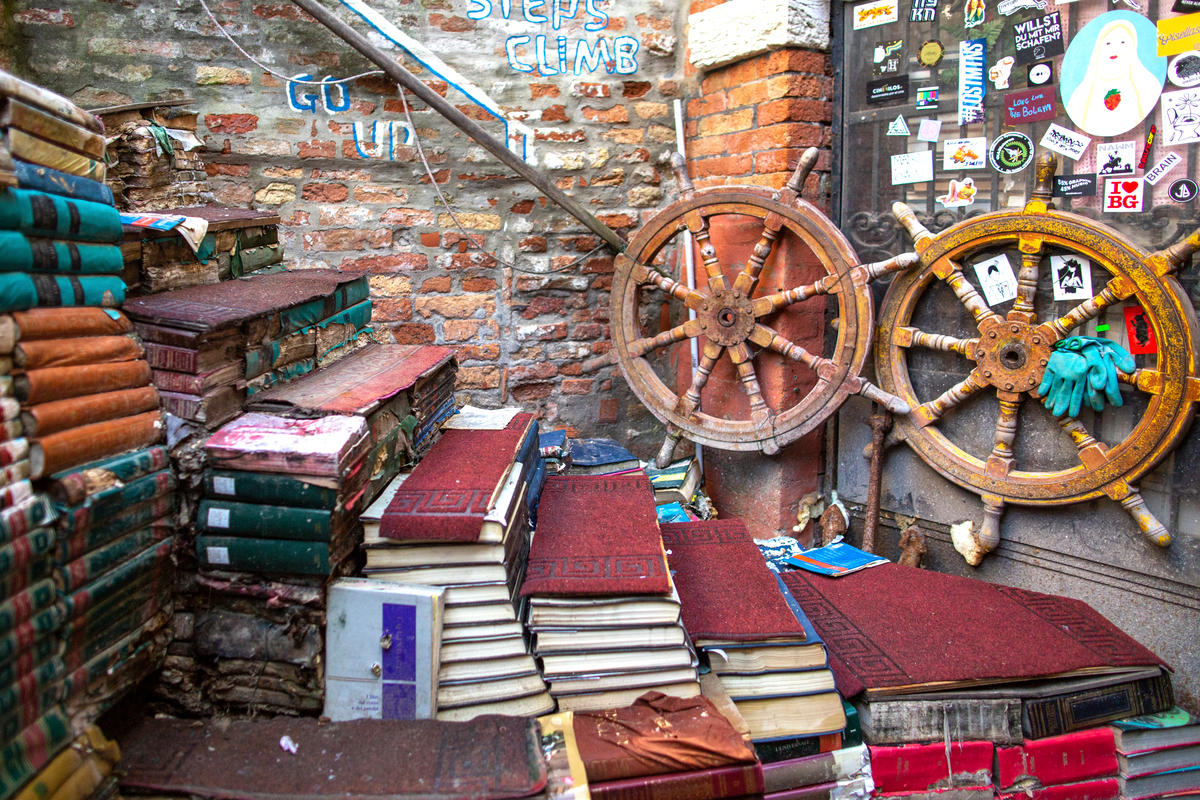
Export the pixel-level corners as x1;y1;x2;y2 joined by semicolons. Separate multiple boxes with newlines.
661;518;806;645
379;413;533;542
520;473;669;597
780;565;1165;699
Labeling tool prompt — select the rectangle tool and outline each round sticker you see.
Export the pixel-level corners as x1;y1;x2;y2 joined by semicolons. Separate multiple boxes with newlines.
989;131;1035;173
1028;62;1053;86
1169;178;1198;202
1168;52;1200;88
918;40;945;68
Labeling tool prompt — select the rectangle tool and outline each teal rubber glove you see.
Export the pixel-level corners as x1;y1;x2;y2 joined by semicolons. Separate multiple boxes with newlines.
1037;336;1135;418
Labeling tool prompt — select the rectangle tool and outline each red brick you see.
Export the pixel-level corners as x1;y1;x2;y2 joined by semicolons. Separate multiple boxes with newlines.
414;295;496;319
597;212;636;229
758;98;832;126
597;397;619;423
689;0;726;12
13;8;73;25
688;92;727;117
725;124;823;153
560;363;583;376
531;83;561;98
205;113;258;134
517;323;568;341
354;184;407;203
573;83;610;98
727;81;770;108
622;81;652;98
519;236;547;252
439;253;498;270
455;343;500;360
355;74;397;95
764;49;830;76
562;379;593;395
205;163;251;177
572;323;604;340
444;320;499;341
253;4;314;19
521;297;568;319
381;208;436;226
766;74;827;100
659;79;679;97
297;140;335;158
458;366;501;390
373;298;413;322
420;233;441;247
582;257;615;274
541;105;569;122
559;235;600;252
698;109;753;137
302;183;348;203
512;383;553;401
428;12;474;31
688;135;727;157
389;323;435;344
581;105;629;123
462;277;498;292
535;129;587;143
420;276;451;292
692;154;752;177
340;253;428;271
509;363;559;385
754;148;808;174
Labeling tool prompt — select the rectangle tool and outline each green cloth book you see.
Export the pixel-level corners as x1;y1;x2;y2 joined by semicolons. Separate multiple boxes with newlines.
60;538;172;621
0;708;73;800
0;273;124;313
63;584;168;663
245;299;372;378
0;231;123;273
56;528;158;593
0;608;62;668
58;497;175;562
0;495;56;544
49;446;169;507
56;470;175;534
0;658;65;741
203;469;344;510
0;556;53;601
278;275;369;336
0;189;122;243
197;535;335;575
0;643;60;693
0;526;54;575
0;578;55;636
197;499;352;542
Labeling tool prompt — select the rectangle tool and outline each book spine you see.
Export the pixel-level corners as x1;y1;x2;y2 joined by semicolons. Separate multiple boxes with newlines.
56;528;158;593
58;498;176;560
63;585;169;662
590;764;765;800
0;495;56;544
198;499;334;541
277;275;370;335
0;72;102;132
0;579;56;637
15;336;143;370
239;243;283;271
0;709;74;800
0;609;63;668
32;411;163;479
763;746;869;794
16;361;150;405
61;538;172;620
0;232;123;274
0;479;34;510
49;443;169;506
0;186;119;242
197;535;332;575
3;102;107;160
0;556;53;599
23;386;159;439
857;699;1024;746
10;308;131;342
1024;674;1175;740
142;342;201;372
869;742;994;793
13;161;115;206
0;273;125;314
75;469;175;524
997;728;1118;789
203;469;342;510
8;130;105;181
0;527;54;575
0;641;60;693
997;779;1119;800
0;440;28;467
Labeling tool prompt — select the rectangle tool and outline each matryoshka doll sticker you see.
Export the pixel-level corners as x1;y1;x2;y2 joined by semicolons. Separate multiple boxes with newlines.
1061;11;1167;137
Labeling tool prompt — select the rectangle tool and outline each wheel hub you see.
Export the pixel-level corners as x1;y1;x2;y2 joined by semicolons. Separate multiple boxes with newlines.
696;285;755;346
974;321;1053;393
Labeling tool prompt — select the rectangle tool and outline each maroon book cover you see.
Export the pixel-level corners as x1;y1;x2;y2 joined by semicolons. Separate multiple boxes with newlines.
661;518;806;643
780;565;1165;698
589;763;764;800
997;779;1119;800
574;692;757;783
379;413;533;542
870;742;994;793
997;729;1117;789
520;473;668;597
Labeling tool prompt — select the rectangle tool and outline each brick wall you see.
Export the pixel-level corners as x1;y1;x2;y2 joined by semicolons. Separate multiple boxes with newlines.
6;0;686;450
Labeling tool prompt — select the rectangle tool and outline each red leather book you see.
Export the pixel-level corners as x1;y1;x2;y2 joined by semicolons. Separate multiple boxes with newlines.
780;565;1164;698
868;742;994;793
380;413;533;542
205;412;370;478
661;518;806;644
590;763;765;800
997;729;1118;790
997;778;1119;800
520;473;669;597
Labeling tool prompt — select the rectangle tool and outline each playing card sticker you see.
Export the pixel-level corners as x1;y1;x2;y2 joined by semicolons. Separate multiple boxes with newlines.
1050;255;1094;301
1161;89;1200;145
1124;305;1157;354
944;137;987;169
937;178;979;207
990;56;1016;89
916;86;940;110
989;131;1034;173
1145;152;1182;185
1053;174;1098;197
887;115;911;135
891;150;935;184
959;38;987;125
1040;124;1092;160
874;39;904;74
1013;12;1065;66
854;0;899;29
1096;141;1136;175
917;118;942;141
1104;178;1144;212
972;254;1019;306
911;0;938;22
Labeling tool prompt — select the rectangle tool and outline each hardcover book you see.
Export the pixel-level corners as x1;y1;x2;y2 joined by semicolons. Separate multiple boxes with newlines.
869;741;994;793
13;160;115;206
588;763;764;800
762;744;870;794
1110;707;1200;754
997;729;1118;789
13;336;143;370
0;309;130;351
997;778;1118;800
196;535;342;576
48;445;169;507
0;708;74;800
15;361;150;404
21;385;159;438
0;273;124;313
205;412;370;479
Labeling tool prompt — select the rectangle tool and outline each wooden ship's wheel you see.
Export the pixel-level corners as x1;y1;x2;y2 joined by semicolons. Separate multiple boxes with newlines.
585;148;917;467
878;153;1200;565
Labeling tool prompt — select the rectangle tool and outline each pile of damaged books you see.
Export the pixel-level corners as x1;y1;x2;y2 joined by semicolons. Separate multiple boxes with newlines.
361;411;552;720
97;101;211;213
123;268;371;428
7;722;121;800
0;69;106;187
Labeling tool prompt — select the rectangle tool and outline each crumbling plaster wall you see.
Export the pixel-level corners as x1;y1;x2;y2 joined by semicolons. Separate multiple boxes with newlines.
4;0;693;448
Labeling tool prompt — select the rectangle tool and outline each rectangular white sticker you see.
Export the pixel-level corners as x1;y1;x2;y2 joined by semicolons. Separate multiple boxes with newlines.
1096;141;1136;176
891;149;934;185
213;476;236;495
1104;178;1144;213
972;254;1019;306
1145;152;1182;186
853;0;899;29
943;137;987;170
207;507;231;528
1040;124;1091;160
1050;255;1094;301
1162;90;1200;146
206;546;230;566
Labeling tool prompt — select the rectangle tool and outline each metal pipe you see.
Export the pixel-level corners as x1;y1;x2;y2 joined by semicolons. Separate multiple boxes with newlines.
289;0;627;254
673;97;702;475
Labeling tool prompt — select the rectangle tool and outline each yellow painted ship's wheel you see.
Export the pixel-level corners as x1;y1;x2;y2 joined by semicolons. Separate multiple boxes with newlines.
878;153;1200;564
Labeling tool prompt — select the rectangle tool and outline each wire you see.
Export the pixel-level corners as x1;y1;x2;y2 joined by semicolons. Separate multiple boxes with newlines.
198;0;383;86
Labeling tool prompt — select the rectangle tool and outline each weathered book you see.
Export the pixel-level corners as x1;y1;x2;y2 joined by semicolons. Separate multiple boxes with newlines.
142;335;240;373
62;578;169;659
0;439;27;467
30;411;163;479
0;188;118;245
60;468;174;526
197;497;362;543
0;231;122;273
0;578;56;635
0;525;53;576
735;693;847;743
57;497;176;557
0;708;74;800
56;527;159;592
0;477;32;509
151;361;242;394
779;565;1167;700
1024;671;1175;740
245;299;374;379
13;335;142;369
197;535;342;576
565;438;641;476
1121;746;1199;780
0;647;61;707
244;357;316;396
205;412;370;479
853;698;1024;745
0;553;52;599
15;360;150;404
11;724;120;800
869;741;994;793
589;765;763;800
7;129;105;181
1;98;105;159
0;273;124;313
324;578;444;722
60;537;172;620
203;462;368;515
573;692;756;783
0;606;62;667
159;385;244;427
753;734;846;766
521;473;668;597
13;160;114;206
22;385;159;439
761;745;870;794
0;659;65;741
1110;707;1200;754
997;778;1119;800
0;494;55;543
0;307;130;352
0;69;103;133
998;728;1118;789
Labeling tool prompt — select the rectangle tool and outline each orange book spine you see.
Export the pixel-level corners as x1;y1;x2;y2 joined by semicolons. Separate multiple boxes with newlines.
9;308;132;342
15;336;143;370
15;361;151;404
21;386;160;438
31;411;163;478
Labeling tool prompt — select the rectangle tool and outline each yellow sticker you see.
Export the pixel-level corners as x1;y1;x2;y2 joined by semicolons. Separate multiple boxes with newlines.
1157;13;1200;57
919;40;945;67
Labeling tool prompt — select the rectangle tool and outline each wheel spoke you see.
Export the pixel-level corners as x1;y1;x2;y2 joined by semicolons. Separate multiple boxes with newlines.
895;327;980;357
732;214;785;296
942;258;1004;327
655;425;684;469
910;368;989;427
728;343;771;426
628;318;703;358
986;392;1022;478
678;340;724;414
1037;281;1123;341
631;258;706;310
752;274;840;317
749;324;827;372
685;211;732;292
1009;234;1043;324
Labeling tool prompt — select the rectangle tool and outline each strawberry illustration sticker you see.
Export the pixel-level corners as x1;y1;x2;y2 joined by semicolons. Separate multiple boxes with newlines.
1104;177;1144;212
1124;304;1157;354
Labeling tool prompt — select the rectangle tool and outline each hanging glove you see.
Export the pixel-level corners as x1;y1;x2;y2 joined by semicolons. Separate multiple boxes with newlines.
1037;335;1135;418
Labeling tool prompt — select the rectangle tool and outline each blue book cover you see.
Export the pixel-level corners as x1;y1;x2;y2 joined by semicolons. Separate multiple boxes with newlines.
656;502;690;523
527;458;548;527
14;160;115;206
538;429;566;450
785;542;889;577
772;573;823;646
567;438;639;472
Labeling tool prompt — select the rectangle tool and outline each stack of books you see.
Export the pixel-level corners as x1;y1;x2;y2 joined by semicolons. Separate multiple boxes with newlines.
409;355;458;458
565;438;640;476
247;342;458;505
870;741;995;800
98;102;211;213
123;268;370;427
521;473;697;713
0;69;106;187
997;728;1120;800
4;308;163;480
762;744;873;800
662;518;845;753
49;448;175;727
9;723;121;800
362;412;552;720
1111;707;1200;800
645;456;701;506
